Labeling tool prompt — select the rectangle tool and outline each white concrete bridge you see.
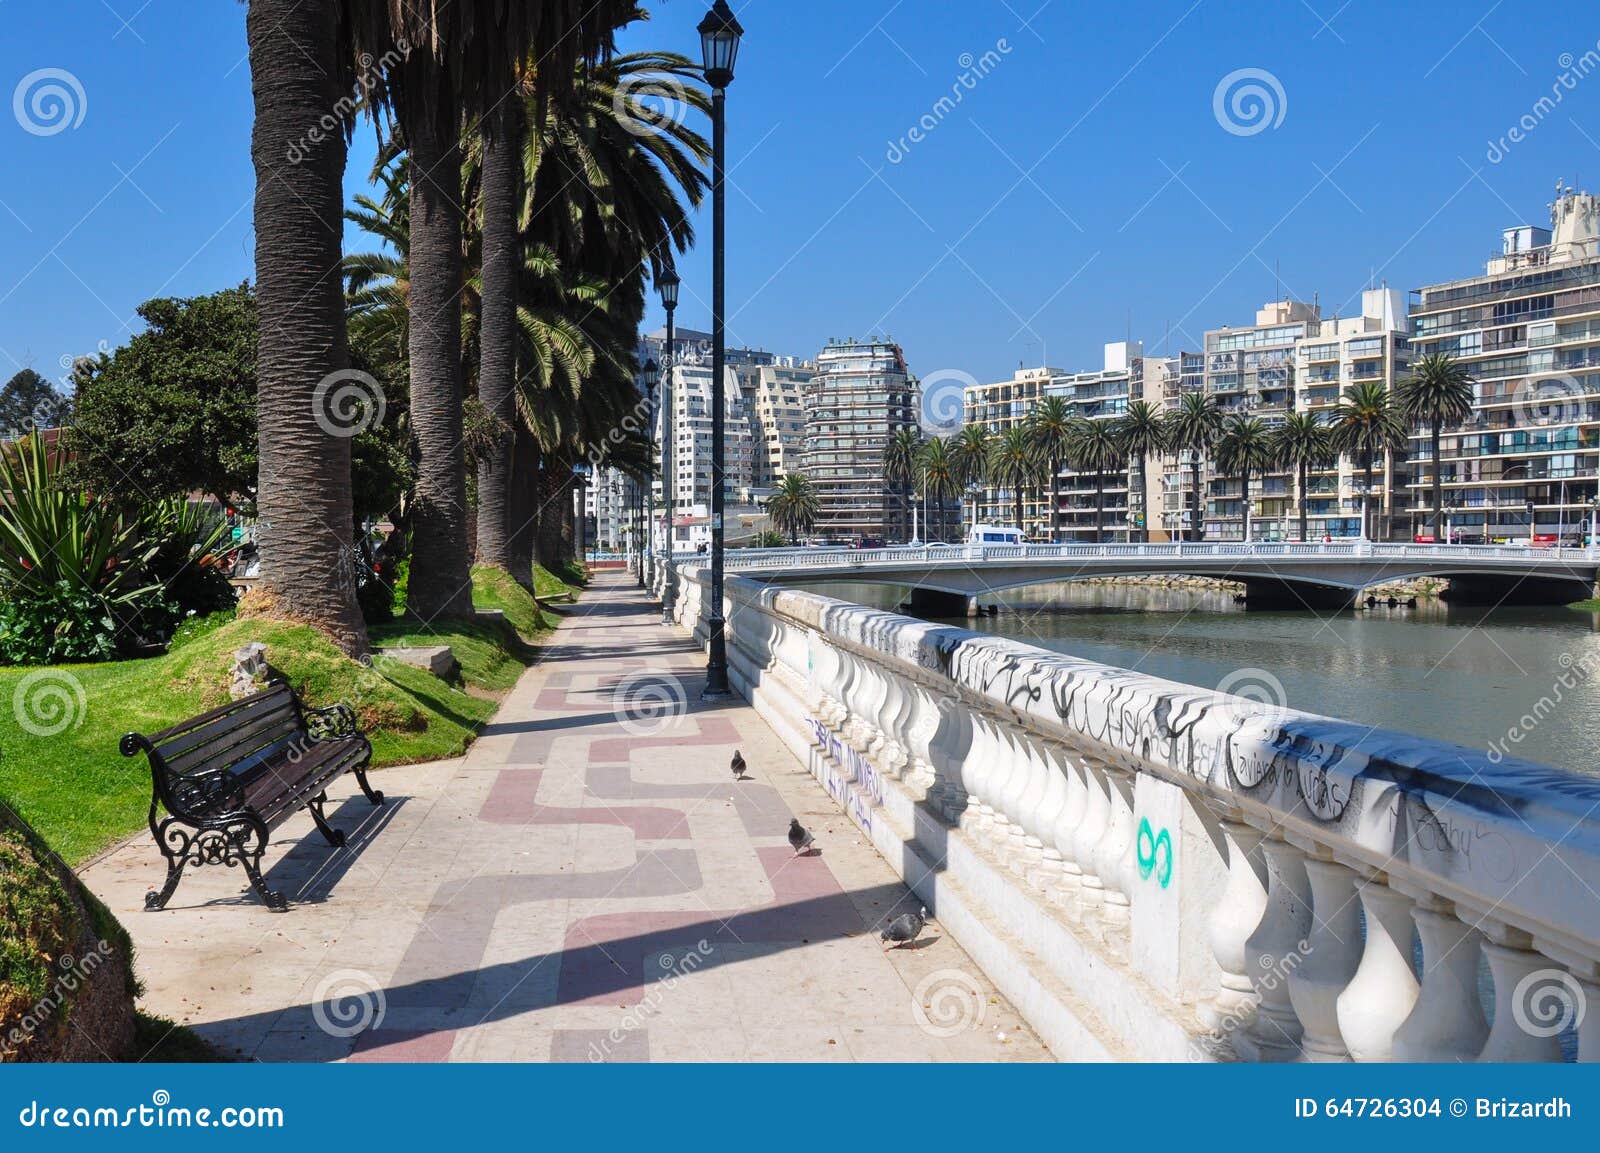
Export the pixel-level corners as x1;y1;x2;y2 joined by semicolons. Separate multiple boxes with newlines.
713;540;1600;610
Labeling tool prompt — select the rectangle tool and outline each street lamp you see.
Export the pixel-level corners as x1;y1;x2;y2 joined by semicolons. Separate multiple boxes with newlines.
698;0;742;700
1527;498;1537;547
641;358;659;591
658;265;681;626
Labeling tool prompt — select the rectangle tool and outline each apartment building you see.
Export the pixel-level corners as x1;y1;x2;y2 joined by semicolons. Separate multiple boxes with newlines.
1408;184;1600;543
738;361;814;494
803;338;920;542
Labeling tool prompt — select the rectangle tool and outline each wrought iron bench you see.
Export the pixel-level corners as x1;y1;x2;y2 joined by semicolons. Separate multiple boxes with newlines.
121;683;384;912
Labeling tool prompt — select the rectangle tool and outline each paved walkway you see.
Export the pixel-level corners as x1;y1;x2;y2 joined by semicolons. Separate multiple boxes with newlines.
85;571;1047;1062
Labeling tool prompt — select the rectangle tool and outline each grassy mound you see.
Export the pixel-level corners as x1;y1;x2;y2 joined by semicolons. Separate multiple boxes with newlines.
532;562;585;601
1;805;137;1061
0;574;552;865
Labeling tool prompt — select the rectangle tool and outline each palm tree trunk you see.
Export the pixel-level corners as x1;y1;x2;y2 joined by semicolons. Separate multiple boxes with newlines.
1050;455;1061;544
1431;420;1443;534
1364;454;1375;540
1094;473;1105;542
475;103;518;571
1013;484;1023;534
507;418;538;589
1135;452;1147;543
404;89;473;619
247;0;367;657
1190;459;1202;543
1298;462;1309;542
1241;467;1252;542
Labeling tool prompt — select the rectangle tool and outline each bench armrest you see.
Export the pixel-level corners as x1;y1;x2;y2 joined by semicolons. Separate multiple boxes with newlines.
303;702;361;742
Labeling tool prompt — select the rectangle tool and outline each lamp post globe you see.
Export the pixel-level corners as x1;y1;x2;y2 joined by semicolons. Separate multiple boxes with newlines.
698;1;742;699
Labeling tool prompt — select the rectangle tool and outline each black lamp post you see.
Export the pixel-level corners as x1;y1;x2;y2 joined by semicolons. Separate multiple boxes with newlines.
658;265;681;625
641;358;659;591
697;0;741;700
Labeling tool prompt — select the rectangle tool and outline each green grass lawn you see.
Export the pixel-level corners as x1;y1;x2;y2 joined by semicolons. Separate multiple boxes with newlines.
1569;598;1600;612
0;568;560;866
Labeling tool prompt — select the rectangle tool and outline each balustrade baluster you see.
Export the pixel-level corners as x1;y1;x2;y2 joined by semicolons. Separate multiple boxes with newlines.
1286;856;1363;1061
1070;758;1111;921
1335;878;1419;1061
1391;899;1488;1061
1008;737;1051;876
1090;763;1137;946
1027;744;1069;892
1237;835;1313;1061
1200;818;1268;1032
1478;929;1567;1062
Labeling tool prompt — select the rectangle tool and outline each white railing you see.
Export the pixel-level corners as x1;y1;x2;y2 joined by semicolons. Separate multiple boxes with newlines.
714;540;1600;572
668;564;1600;1062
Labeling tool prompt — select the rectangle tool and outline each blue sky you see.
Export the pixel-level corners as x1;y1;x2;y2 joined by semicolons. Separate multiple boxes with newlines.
3;1;1600;389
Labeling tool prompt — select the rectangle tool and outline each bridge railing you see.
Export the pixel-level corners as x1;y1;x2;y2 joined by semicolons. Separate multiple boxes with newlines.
715;540;1600;571
668;562;1600;1061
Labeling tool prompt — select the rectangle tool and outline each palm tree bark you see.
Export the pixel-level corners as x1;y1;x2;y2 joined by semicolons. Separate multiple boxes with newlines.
507;418;538;588
404;89;473;619
1430;419;1443;534
1298;462;1309;542
1364;455;1376;540
475;103;518;571
1094;472;1105;543
247;0;368;657
1241;467;1252;542
1050;456;1061;544
1190;459;1202;543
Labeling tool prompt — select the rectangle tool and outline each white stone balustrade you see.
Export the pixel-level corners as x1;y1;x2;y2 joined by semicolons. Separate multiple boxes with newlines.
666;562;1600;1062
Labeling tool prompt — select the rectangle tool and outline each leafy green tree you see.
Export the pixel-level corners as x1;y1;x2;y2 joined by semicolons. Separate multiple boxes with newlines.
1273;412;1334;542
66;287;259;510
1214;416;1277;541
1113;400;1166;543
0;369;71;437
1332;380;1408;540
1396;352;1476;536
1164;392;1225;542
1027;397;1074;543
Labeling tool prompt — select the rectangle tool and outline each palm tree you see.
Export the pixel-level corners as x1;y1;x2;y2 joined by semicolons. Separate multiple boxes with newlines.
1027;397;1074;543
246;0;368;656
475;98;521;574
1396;352;1476;537
1114;400;1166;543
1331;380;1408;540
950;423;992;535
1069;418;1126;543
1214;416;1277;542
766;471;820;545
1163;392;1225;542
883;426;924;542
919;436;960;542
988;427;1038;535
1273;412;1334;542
344;4;632;618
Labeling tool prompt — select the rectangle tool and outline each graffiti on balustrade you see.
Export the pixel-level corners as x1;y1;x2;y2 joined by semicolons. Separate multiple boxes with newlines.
808;716;883;835
1135;818;1173;888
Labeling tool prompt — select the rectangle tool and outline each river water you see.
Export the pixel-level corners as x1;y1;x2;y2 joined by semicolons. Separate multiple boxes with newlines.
812;580;1600;775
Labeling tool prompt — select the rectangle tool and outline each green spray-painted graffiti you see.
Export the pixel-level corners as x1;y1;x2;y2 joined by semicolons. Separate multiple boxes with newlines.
1136;817;1173;888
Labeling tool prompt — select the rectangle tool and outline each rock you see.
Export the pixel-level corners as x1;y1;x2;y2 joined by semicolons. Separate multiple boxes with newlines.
229;641;268;700
377;644;456;678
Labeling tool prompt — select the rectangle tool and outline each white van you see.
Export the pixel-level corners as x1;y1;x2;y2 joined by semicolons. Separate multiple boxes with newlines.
967;524;1023;545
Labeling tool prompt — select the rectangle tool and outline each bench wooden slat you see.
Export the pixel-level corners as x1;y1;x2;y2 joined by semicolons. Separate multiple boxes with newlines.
145;683;298;748
161;710;303;776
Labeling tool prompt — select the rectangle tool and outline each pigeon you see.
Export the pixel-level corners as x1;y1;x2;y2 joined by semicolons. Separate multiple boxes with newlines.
731;750;747;780
881;906;928;950
788;818;815;856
